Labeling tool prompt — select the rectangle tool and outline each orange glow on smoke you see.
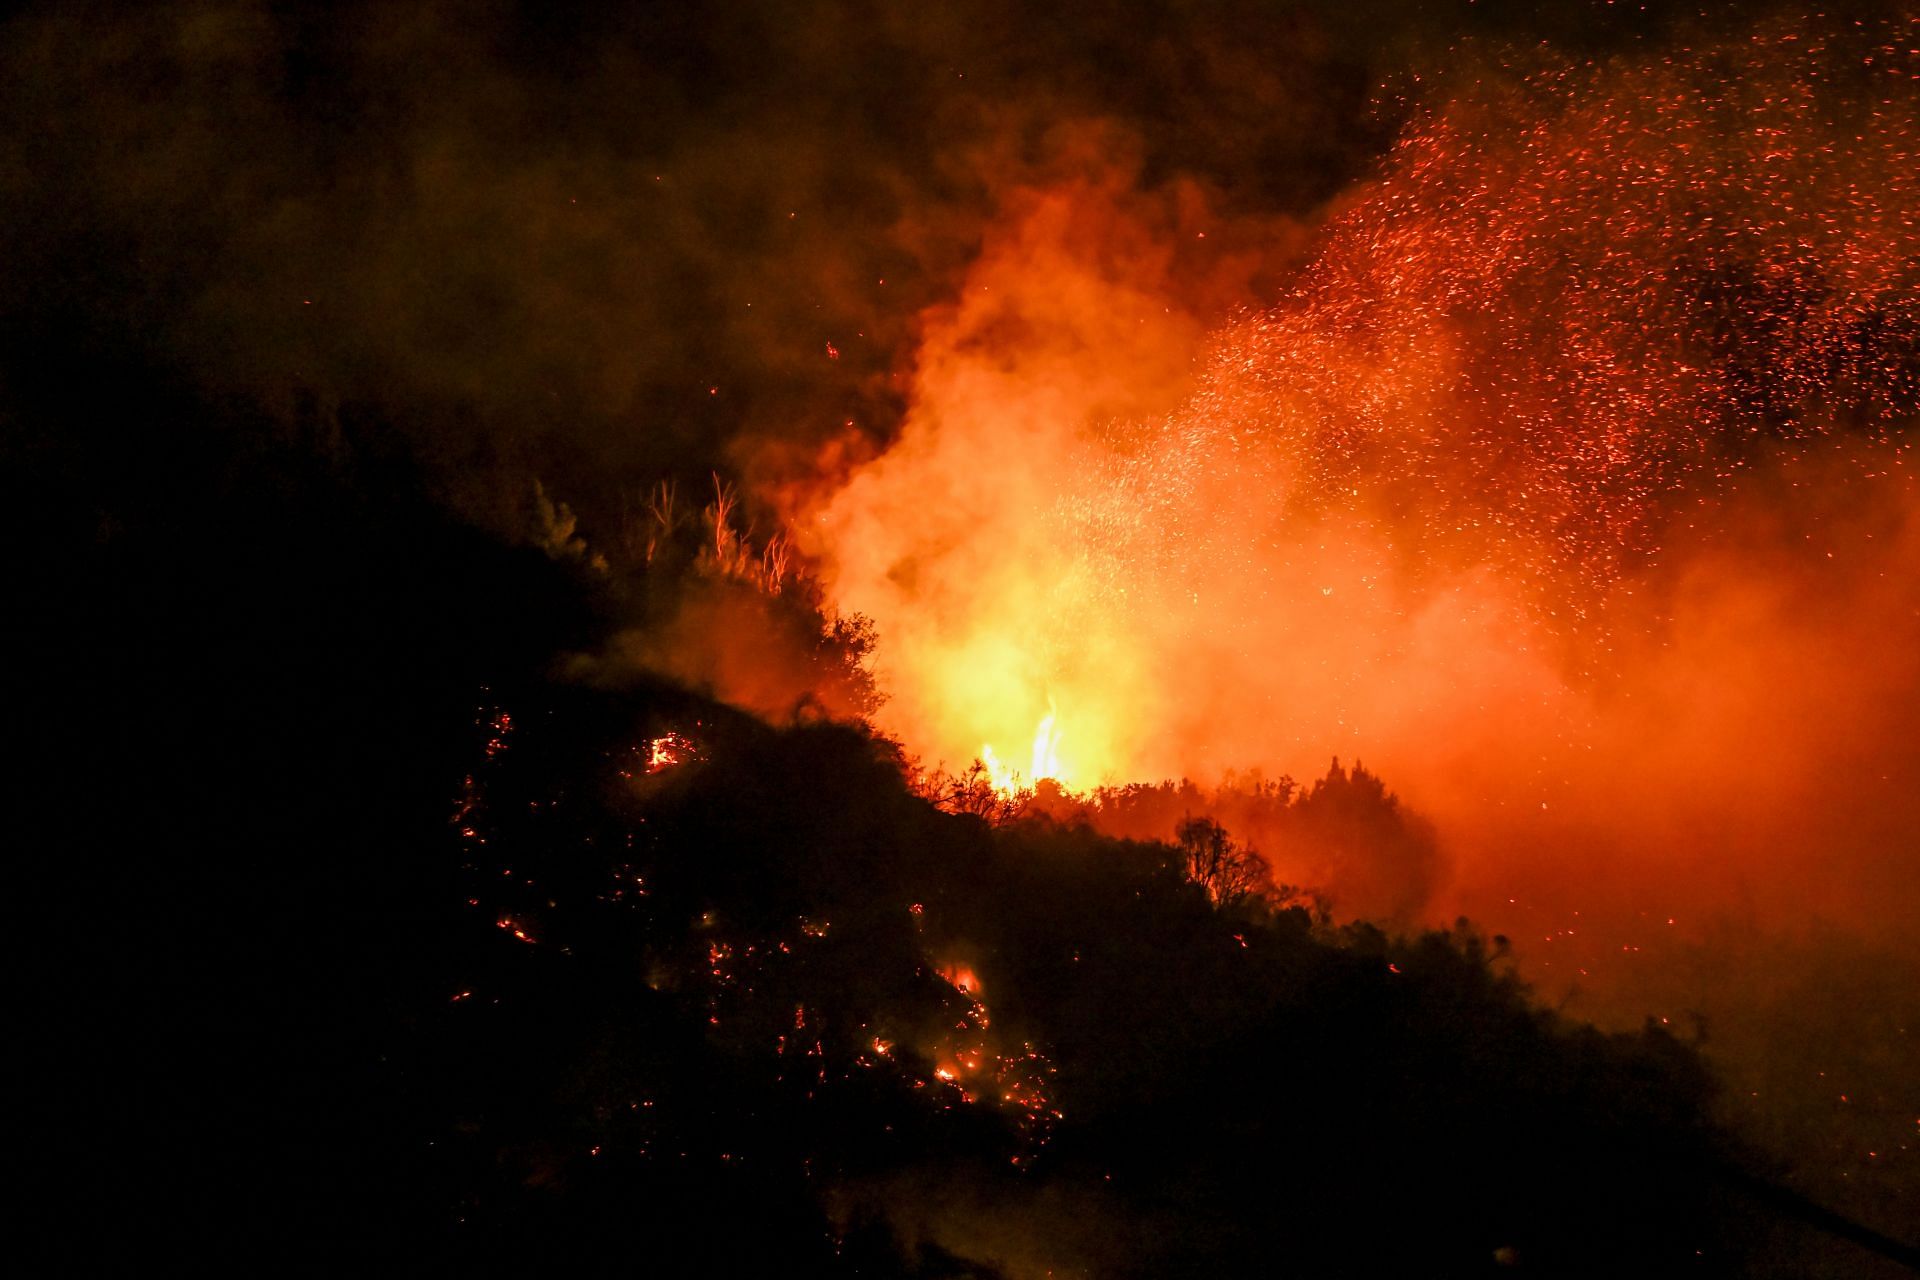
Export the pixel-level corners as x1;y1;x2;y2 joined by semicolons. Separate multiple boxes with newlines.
789;20;1920;934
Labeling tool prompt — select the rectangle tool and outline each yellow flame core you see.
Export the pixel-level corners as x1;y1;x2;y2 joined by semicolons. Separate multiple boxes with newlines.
983;701;1066;795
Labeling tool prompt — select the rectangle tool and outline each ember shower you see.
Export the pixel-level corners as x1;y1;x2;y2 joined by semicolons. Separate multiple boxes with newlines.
795;15;1920;930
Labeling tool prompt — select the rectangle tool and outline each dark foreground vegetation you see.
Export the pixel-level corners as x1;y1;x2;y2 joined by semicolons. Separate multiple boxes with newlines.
435;688;1759;1277
12;354;1831;1278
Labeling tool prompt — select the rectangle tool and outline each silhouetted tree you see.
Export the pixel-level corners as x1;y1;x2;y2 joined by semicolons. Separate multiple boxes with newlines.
1175;815;1271;906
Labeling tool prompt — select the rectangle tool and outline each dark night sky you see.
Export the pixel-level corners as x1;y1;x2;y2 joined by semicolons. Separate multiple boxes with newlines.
1;0;1733;526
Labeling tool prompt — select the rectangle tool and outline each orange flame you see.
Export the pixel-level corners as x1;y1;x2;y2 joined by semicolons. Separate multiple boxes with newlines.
939;963;982;997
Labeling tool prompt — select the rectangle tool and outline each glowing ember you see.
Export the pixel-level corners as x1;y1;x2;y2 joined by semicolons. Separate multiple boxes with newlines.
646;732;697;773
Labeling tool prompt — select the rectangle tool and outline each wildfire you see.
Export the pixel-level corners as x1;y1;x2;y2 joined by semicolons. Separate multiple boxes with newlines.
792;12;1920;804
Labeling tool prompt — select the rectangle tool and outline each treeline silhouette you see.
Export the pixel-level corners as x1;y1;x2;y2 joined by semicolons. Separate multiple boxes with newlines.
1032;763;1444;922
424;685;1772;1277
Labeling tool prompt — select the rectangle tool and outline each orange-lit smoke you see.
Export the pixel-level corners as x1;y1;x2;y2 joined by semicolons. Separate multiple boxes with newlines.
792;17;1920;932
793;140;1317;791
